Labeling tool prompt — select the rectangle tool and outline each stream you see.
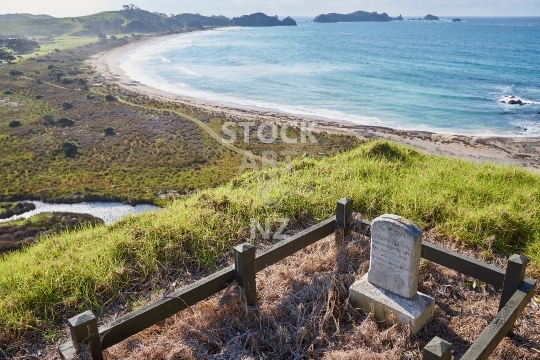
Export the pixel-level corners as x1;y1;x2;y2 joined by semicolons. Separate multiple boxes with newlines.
0;201;161;225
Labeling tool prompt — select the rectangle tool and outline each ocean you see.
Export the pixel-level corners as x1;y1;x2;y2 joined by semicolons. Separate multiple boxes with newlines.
119;17;540;136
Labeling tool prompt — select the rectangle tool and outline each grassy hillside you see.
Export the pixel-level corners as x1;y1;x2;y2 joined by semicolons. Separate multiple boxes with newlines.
0;17;83;37
1;140;539;346
0;9;207;38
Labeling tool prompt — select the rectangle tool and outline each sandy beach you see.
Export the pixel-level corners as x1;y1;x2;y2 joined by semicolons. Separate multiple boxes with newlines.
88;34;540;172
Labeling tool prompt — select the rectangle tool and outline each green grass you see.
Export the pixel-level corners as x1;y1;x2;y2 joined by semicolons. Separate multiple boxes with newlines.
0;17;83;37
1;140;539;344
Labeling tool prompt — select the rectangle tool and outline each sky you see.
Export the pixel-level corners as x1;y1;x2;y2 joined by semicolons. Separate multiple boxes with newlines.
1;0;539;18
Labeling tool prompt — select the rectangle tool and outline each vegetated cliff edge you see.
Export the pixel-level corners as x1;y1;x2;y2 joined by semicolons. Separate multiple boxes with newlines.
313;11;403;23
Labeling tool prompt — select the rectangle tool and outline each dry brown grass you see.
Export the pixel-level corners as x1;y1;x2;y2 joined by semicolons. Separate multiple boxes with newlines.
10;215;540;359
88;215;538;360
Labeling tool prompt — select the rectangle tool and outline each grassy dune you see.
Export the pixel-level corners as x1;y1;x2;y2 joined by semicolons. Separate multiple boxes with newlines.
1;140;539;344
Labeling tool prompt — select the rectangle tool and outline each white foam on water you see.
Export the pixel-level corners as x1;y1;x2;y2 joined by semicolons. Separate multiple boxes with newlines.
510;120;540;137
499;95;540;105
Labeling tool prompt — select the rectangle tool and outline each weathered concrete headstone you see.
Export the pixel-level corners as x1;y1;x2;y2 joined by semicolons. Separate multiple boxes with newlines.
368;214;422;298
349;214;435;334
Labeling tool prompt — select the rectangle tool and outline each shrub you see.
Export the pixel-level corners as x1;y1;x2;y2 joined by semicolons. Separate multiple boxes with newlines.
4;90;13;95
104;126;116;136
42;114;55;124
34;78;42;84
105;94;117;102
55;118;75;127
110;36;117;40
61;77;75;84
9;119;21;128
35;94;43;99
61;141;79;157
86;94;95;100
61;102;73;110
9;70;23;76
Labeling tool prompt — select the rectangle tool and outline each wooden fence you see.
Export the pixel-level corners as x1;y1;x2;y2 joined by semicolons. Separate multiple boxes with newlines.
58;198;536;360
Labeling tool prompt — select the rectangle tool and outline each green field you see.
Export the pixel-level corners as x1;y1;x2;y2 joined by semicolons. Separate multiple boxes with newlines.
1;140;539;350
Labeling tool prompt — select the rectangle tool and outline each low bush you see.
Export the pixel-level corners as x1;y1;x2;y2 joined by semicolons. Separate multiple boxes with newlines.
104;126;116;136
41;114;55;124
4;90;13;95
55;118;75;127
61;102;73;110
61;140;79;157
105;94;117;102
61;77;75;85
35;94;43;99
8;120;21;128
9;70;23;76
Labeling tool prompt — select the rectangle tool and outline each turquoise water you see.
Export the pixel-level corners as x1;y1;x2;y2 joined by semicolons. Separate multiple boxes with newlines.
120;18;540;136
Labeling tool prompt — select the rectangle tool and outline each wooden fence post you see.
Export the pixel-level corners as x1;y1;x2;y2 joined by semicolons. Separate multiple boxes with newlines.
67;310;103;360
499;254;528;312
336;198;353;244
234;243;257;306
423;336;452;360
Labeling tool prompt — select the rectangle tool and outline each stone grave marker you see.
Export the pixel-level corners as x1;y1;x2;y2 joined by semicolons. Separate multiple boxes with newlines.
349;214;435;334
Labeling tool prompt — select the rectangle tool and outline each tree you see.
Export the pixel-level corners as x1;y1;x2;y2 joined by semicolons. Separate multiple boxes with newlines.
0;49;16;63
4;38;39;54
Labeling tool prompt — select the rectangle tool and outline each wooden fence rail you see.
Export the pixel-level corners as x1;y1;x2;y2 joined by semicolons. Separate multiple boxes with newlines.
58;199;536;360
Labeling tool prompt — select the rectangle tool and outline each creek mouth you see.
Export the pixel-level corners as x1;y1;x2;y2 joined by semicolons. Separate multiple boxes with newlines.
0;201;161;225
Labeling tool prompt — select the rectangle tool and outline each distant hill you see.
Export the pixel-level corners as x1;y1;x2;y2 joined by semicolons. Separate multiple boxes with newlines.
0;13;53;21
423;14;440;21
0;9;297;38
231;13;297;26
173;13;231;27
313;11;402;23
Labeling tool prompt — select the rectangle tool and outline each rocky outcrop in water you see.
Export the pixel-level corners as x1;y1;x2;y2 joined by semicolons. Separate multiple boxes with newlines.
500;96;530;106
313;11;401;23
231;13;297;26
452;18;462;22
423;14;440;21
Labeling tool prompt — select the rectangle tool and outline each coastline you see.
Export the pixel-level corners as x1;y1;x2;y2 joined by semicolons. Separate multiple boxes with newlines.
88;35;540;172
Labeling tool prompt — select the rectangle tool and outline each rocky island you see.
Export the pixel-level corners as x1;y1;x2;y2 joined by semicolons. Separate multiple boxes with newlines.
231;13;297;26
313;11;403;23
423;14;440;20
